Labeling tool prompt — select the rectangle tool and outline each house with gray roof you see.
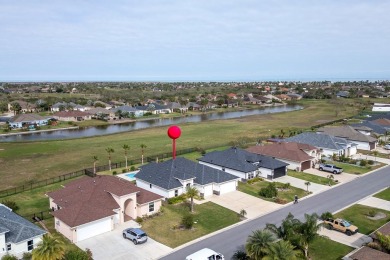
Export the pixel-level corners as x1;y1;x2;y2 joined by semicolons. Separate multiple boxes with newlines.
8;114;51;129
110;105;143;117
351;121;389;142
135;157;239;198
317;125;377;151
0;204;46;258
285;132;358;157
135;103;171;115
198;147;289;180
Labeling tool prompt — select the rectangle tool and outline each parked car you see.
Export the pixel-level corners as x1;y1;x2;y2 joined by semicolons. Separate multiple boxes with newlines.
319;163;343;174
186;248;224;260
323;218;358;236
122;228;148;244
384;144;390;150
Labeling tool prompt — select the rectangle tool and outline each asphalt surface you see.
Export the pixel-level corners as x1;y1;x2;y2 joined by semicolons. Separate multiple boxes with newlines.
160;166;390;260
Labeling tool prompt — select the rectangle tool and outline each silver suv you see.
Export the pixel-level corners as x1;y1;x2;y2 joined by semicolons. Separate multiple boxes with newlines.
122;228;148;244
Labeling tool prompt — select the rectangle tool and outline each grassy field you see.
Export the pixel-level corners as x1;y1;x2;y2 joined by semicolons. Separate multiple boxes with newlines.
374;187;390;201
141;202;240;248
0;99;360;190
334;204;390;234
287;170;337;186
308;236;353;260
237;180;307;203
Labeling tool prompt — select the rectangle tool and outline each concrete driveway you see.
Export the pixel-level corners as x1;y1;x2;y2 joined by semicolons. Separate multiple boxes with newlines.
276;175;329;193
77;221;172;260
197;191;283;219
318;226;372;248
304;168;358;184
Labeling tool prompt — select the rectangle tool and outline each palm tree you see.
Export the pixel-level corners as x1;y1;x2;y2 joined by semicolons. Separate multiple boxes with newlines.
140;144;147;165
10;102;21;115
263;240;299;260
122;144;130;169
105;147;115;171
375;231;390;252
32;234;65;260
93;156;98;175
296;213;322;258
245;229;275;260
186;186;199;212
327;174;334;186
305;181;311;192
372;150;378;163
239;209;247;218
266;212;299;241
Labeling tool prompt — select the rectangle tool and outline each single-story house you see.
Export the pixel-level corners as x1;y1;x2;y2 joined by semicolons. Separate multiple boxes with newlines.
135;157;240;198
51;102;87;112
8;100;37;113
135;103;171;114
246;142;319;171
285;132;358;157
317;125;377;151
86;107;115;118
110;105;144;117
198;147;289;180
346;246;390;260
0;204;46;258
8;114;50;129
53;111;92;122
166;102;188;113
47;175;163;243
352;121;390;142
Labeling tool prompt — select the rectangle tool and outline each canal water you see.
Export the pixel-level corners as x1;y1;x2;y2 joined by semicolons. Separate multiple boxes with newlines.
0;105;302;142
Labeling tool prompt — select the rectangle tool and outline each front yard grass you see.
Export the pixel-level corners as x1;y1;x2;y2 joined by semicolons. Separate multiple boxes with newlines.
334;204;390;234
308;236;354;260
141;202;240;248
374;187;390;201
288;170;337;186
237;180;307;203
330;161;385;175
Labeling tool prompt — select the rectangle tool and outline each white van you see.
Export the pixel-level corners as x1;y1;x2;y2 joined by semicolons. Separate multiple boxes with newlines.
185;248;224;260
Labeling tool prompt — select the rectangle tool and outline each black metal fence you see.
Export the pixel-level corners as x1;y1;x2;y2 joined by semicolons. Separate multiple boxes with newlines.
24;210;53;222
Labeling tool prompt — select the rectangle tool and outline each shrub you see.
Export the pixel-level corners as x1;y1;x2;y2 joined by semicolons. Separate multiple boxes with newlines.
360;160;367;166
112;170;117;175
130;166;136;171
281;183;290;190
367;160;374;165
368;209;377;217
122;169;127;173
321;211;334;220
22;252;32;260
367;241;381;251
1;255;18;260
167;194;186;204
135;216;143;224
181;214;194;229
63;248;91;260
247;177;262;185
274;197;288;204
1;200;19;212
258;183;278;198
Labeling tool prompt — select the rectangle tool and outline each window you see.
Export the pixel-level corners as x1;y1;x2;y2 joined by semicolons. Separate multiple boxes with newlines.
248;172;254;179
186;183;191;188
222;168;225;171
174;190;178;197
6;244;11;251
150;184;152;189
149;202;154;212
27;240;33;251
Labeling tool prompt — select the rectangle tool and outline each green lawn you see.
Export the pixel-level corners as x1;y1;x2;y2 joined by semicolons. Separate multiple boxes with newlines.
237;180;307;203
141;202;241;248
330;161;385;175
374;187;390;201
334;204;390;234
288;170;337;186
308;236;354;260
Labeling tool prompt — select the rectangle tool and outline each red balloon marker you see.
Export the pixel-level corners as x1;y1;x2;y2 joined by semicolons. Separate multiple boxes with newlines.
168;126;181;159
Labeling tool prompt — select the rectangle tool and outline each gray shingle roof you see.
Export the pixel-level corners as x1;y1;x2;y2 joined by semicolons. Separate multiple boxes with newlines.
199;147;288;171
136;158;239;189
352;121;388;135
285;132;352;150
317;125;377;143
0;205;46;243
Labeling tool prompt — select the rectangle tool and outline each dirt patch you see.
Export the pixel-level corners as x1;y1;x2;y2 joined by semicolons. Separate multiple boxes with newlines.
367;212;387;220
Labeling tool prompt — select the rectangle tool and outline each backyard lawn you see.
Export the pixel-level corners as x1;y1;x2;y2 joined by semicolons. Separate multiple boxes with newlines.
374;187;390;201
334;204;390;235
308;236;353;260
288;170;337;186
237;180;307;203
141;202;241;248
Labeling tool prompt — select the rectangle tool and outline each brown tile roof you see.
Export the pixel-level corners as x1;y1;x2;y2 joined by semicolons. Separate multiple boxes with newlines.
47;176;162;227
373;118;390;126
349;246;390;260
246;142;315;163
53;111;90;117
371;222;390;239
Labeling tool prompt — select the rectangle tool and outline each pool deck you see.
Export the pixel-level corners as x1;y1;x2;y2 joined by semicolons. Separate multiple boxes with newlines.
117;171;139;182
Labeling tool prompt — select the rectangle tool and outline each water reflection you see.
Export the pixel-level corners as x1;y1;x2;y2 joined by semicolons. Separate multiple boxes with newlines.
0;105;302;142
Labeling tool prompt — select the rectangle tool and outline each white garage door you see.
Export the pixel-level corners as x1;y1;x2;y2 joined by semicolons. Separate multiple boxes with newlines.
218;181;237;195
77;218;112;242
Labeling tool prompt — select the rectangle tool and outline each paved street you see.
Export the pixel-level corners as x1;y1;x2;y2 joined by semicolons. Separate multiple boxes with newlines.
160;166;390;260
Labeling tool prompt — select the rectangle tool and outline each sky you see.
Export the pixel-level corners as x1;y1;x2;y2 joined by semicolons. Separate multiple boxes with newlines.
0;0;389;82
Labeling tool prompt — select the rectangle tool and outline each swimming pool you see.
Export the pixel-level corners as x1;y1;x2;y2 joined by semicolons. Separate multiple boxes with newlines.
124;171;139;181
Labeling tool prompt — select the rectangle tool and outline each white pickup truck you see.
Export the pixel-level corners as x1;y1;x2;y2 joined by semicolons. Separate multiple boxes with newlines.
319;163;343;174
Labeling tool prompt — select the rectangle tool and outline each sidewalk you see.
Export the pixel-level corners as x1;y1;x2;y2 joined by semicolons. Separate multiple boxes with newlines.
352;153;390;165
276;175;330;193
358;197;390;211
